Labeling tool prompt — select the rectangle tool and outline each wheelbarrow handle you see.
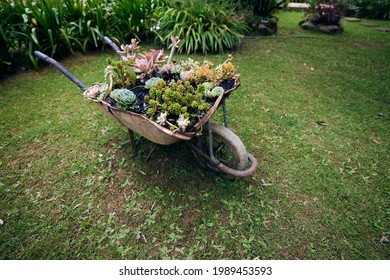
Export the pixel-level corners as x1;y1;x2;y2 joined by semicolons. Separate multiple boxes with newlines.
103;36;124;59
34;51;87;91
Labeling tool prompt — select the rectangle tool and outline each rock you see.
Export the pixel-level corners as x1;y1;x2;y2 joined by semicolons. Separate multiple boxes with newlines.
376;27;390;32
361;23;378;27
300;20;344;35
343;17;361;22
301;21;316;30
287;3;310;10
318;25;343;34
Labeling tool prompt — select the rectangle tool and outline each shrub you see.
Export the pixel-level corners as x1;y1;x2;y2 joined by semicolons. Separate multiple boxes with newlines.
234;0;285;36
304;0;345;25
109;0;168;42
0;1;24;75
0;0;165;77
63;0;111;53
347;0;390;19
153;0;248;54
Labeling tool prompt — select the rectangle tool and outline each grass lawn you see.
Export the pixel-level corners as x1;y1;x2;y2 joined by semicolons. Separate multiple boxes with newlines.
0;12;389;260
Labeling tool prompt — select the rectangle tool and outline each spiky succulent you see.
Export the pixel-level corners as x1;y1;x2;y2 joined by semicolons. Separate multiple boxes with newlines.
110;89;137;110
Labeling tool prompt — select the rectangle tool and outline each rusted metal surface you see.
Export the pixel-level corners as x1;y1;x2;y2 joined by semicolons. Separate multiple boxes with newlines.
186;140;258;178
95;101;195;145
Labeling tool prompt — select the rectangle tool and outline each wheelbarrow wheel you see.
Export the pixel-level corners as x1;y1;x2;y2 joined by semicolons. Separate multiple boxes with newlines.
192;122;249;178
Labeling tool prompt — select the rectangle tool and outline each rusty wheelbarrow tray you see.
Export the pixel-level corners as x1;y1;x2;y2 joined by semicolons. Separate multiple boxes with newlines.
91;76;240;146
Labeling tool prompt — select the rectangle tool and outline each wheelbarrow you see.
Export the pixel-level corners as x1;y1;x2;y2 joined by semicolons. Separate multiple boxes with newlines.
33;39;257;178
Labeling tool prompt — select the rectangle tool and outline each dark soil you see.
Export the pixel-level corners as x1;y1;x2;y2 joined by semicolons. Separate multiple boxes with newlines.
219;79;235;92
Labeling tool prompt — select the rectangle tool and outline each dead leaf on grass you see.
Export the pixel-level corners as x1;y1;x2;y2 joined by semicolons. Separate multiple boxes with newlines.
379;236;389;244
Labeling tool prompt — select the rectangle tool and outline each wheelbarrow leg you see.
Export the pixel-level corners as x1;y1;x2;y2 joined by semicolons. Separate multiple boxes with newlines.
222;98;228;128
128;129;137;157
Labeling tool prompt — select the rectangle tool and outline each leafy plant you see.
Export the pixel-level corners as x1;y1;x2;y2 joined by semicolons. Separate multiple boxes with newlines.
153;0;248;54
0;0;25;75
346;0;390;19
249;0;284;17
109;0;168;41
305;0;345;26
0;0;165;77
63;0;111;52
24;0;70;57
233;0;285;35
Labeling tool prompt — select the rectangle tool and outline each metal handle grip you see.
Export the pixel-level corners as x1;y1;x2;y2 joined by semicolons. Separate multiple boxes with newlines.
34;51;87;91
103;36;124;59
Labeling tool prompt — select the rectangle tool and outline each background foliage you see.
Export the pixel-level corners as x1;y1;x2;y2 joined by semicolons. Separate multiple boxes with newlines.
153;0;248;54
0;0;167;76
347;0;390;19
1;0;389;77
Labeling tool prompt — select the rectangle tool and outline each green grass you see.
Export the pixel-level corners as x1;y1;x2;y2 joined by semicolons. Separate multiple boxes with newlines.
0;12;389;260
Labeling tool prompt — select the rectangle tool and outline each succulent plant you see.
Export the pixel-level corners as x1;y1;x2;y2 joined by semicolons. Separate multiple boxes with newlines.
133;50;166;74
180;58;200;71
99;38;240;131
145;79;211;132
179;70;194;81
145;77;164;89
158;63;174;76
216;55;237;81
205;86;224;98
177;114;190;132
156;112;168;126
118;38;140;61
83;83;108;100
104;59;137;91
110;89;137;110
201;82;214;91
167;36;180;65
192;61;215;83
172;64;182;74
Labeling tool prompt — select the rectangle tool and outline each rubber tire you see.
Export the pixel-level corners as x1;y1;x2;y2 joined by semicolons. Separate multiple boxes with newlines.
193;123;248;178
